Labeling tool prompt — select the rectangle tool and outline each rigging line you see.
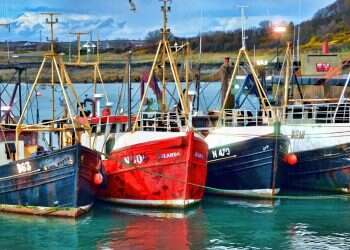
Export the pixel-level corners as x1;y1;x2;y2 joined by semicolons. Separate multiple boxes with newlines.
273;49;288;101
45;84;94;121
117;62;129;114
25;82;35;124
206;90;220;111
0;124;11;159
1;82;14;99
166;85;178;108
199;93;208;113
199;83;213;110
114;85;124;114
130;85;140;108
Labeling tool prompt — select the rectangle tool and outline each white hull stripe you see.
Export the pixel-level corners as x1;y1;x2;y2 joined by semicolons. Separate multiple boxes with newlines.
281;124;350;153
206;126;274;149
99;198;201;208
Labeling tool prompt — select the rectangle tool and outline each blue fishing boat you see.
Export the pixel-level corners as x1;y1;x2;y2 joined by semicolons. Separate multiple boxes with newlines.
280;100;350;193
205;111;288;198
202;26;288;198
0;142;102;217
0;14;103;217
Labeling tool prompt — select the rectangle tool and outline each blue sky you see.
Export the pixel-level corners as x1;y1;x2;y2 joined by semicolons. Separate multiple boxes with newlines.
0;0;336;41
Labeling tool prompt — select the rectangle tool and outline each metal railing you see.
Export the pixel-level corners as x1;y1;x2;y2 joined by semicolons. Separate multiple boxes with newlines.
284;101;350;124
138;112;185;132
130;101;350;132
221;109;276;127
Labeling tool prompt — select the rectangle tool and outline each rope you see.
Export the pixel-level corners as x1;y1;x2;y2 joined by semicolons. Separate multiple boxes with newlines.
102;156;350;201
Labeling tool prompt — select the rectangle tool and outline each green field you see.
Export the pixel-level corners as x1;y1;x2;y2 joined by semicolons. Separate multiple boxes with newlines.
1;45;350;83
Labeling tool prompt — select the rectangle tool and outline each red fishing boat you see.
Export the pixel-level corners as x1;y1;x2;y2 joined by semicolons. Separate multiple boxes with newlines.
98;130;207;208
84;0;209;208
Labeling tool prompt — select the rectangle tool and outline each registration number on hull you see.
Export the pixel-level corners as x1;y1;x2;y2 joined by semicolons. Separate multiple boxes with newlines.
291;130;305;139
211;147;231;159
16;162;32;174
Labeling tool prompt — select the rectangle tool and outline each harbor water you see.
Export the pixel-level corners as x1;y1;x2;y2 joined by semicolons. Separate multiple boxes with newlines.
0;196;349;250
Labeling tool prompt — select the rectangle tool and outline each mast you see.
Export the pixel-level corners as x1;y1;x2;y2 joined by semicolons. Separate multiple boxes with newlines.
238;6;248;49
69;31;89;65
283;42;292;109
195;8;203;112
65;30;109;105
297;0;301;63
45;13;58;54
15;13;91;160
127;50;132;130
160;0;170;112
132;0;189;131
218;5;272;124
17;67;24;116
45;13;59;129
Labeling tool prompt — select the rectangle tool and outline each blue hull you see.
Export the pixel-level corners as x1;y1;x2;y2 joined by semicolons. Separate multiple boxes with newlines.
280;143;350;193
207;134;286;198
0;144;101;217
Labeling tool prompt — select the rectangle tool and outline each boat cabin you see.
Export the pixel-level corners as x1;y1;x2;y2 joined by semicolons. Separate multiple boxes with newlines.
0;125;39;164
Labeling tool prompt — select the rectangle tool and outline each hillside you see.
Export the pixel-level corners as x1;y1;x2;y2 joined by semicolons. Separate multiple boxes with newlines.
185;0;350;53
301;0;350;50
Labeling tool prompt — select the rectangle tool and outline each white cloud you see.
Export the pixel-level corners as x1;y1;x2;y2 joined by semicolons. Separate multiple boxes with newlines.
210;15;300;32
0;12;133;41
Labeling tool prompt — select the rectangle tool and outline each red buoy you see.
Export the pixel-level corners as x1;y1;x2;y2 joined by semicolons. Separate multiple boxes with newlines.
283;154;298;166
94;173;103;185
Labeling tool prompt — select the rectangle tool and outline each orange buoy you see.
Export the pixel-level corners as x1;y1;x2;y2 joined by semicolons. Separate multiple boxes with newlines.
283;154;298;166
102;107;111;117
94;173;103;185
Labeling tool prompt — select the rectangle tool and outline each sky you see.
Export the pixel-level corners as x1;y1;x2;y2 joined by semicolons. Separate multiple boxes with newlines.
0;0;336;41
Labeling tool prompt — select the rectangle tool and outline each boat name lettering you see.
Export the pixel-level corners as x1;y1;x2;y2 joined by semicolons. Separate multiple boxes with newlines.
194;152;205;159
40;154;74;170
160;152;180;159
16;161;32;174
211;147;231;159
291;130;305;139
123;154;145;165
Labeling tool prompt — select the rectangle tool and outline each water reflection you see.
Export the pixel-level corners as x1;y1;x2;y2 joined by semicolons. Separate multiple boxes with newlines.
96;203;207;250
0;213;80;249
203;196;283;249
280;197;350;249
203;196;350;249
288;223;350;249
0;196;349;249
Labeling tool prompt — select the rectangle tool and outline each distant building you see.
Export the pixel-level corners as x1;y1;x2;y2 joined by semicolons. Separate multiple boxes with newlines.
301;54;342;76
82;41;97;54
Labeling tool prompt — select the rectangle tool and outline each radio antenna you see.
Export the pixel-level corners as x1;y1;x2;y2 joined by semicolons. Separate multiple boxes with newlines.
41;12;60;53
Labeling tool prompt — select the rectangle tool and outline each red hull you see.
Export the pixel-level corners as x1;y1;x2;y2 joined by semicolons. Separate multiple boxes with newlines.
98;131;208;208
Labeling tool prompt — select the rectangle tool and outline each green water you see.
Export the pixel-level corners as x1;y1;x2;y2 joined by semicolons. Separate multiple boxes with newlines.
0;196;349;250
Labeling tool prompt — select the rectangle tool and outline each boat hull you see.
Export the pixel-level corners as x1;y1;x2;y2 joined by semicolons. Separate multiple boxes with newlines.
0;144;101;217
205;126;286;198
280;143;350;193
280;124;350;193
98;131;208;208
